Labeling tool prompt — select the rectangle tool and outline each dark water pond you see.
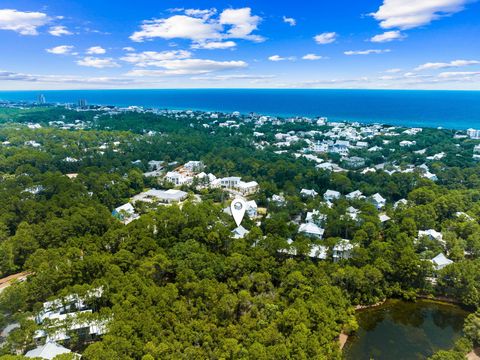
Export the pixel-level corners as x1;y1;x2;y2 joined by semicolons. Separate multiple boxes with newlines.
343;300;469;360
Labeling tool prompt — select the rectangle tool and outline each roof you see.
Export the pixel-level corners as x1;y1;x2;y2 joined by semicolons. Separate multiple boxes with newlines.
25;341;72;359
324;189;341;198
114;203;135;214
298;222;325;237
431;253;453;269
232;225;249;239
371;193;386;202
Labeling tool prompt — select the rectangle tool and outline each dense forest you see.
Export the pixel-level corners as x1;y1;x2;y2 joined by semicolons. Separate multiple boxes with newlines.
0;106;479;359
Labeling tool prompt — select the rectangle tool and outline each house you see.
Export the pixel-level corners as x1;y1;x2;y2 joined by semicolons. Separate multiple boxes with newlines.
305;210;326;225
333;239;355;262
148;160;164;171
112;203;138;224
165;171;193;186
309;244;328;260
298;222;324;239
399;140;416;147
346;190;364;200
131;189;188;204
25;341;77;359
369;193;386;209
300;189;318;197
220;176;241;189
324;189;341;202
271;194;286;205
232;225;249;239
379;214;391;223
347;206;360;221
418;229;444;244
237;180;259;195
330;140;350;155
183;161;205;172
394;199;408;209
343;156;366;169
431;253;453;271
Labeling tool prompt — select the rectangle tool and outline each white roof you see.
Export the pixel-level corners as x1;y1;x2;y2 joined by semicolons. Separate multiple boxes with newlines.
232;225;249;239
333;239;354;252
324;189;341;198
25;341;72;359
114;203;135;213
431;253;453;268
371;193;386;202
309;245;328;259
298;222;325;237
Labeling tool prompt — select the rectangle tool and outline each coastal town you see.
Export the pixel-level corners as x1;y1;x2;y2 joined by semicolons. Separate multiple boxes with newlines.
0;101;480;359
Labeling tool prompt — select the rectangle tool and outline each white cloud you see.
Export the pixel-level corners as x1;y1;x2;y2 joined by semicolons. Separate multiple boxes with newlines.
268;55;296;61
123;47;135;52
385;68;402;73
344;49;391;55
415;59;480;71
219;8;264;42
46;45;75;55
0;9;50;35
130;7;264;45
314;32;337;44
370;30;406;42
191;74;275;81
87;46;107;55
184;8;217;19
121;50;192;66
438;71;480;78
125;59;247;76
191;41;236;49
371;0;473;30
283;16;296;26
302;54;324;60
77;57;120;68
48;25;72;36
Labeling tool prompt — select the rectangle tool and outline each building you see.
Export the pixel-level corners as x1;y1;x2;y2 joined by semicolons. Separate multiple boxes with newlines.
467;128;480;139
309;244;328;260
298;222;325;239
343;156;366;169
431;253;453;271
165;171;193;186
300;188;318;197
369;193;386;209
77;99;88;108
333;239;355;262
131;189;188;204
183;161;205;172
346;190;364;200
37;94;46;104
220;176;241;189
112;203;138;224
324;189;341;202
232;225;249;239
237;181;259;195
418;229;444;244
25;341;77;359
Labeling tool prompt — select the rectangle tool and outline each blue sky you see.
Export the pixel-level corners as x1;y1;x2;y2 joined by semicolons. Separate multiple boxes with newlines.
1;0;480;90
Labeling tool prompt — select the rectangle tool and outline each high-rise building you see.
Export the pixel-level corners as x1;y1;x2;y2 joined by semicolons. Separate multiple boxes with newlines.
38;94;46;104
467;128;480;140
78;99;87;108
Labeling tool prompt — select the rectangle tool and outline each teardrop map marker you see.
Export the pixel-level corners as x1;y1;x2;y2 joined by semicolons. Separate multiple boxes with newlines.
231;198;247;226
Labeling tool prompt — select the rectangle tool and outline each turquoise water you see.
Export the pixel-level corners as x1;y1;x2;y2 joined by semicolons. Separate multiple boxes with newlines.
1;89;480;129
343;300;468;360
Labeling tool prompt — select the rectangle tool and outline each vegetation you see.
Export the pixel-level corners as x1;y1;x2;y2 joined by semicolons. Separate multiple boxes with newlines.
0;106;479;359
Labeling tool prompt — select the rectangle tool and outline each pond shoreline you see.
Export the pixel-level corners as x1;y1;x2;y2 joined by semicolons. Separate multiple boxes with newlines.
339;297;470;355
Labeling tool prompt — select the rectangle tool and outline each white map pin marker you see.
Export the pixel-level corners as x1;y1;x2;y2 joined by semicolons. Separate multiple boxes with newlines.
231;198;247;226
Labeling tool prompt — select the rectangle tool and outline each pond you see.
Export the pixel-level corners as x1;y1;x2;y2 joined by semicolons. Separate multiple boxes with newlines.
343;299;469;360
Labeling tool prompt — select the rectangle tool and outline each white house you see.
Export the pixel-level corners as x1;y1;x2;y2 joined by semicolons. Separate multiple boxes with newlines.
306;210;326;225
237;180;259;195
232;225;249;239
431;253;453;271
165;171;193;186
418;229;444;244
394;199;408;209
309;244;328;260
112;203;138;224
333;239;355;262
324;189;341;202
346;190;364;200
298;222;325;239
300;189;318;197
25;341;77;359
370;193;386;209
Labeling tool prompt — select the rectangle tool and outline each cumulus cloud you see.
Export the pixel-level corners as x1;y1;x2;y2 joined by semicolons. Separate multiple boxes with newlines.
314;32;337;44
370;30;406;42
46;45;75;55
77;57;120;68
344;49;391;55
125;59;247;76
283;16;296;26
130;7;264;46
48;25;72;36
123;47;135;52
121;50;192;66
438;71;480;78
415;59;480;71
268;55;296;61
385;68;402;73
87;46;107;55
370;0;473;30
302;54;324;60
0;9;50;35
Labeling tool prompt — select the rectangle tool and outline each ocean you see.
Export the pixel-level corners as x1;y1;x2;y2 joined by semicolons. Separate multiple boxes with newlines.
1;89;480;129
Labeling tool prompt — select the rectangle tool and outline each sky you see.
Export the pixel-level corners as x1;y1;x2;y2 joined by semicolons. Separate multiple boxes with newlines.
0;0;480;90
